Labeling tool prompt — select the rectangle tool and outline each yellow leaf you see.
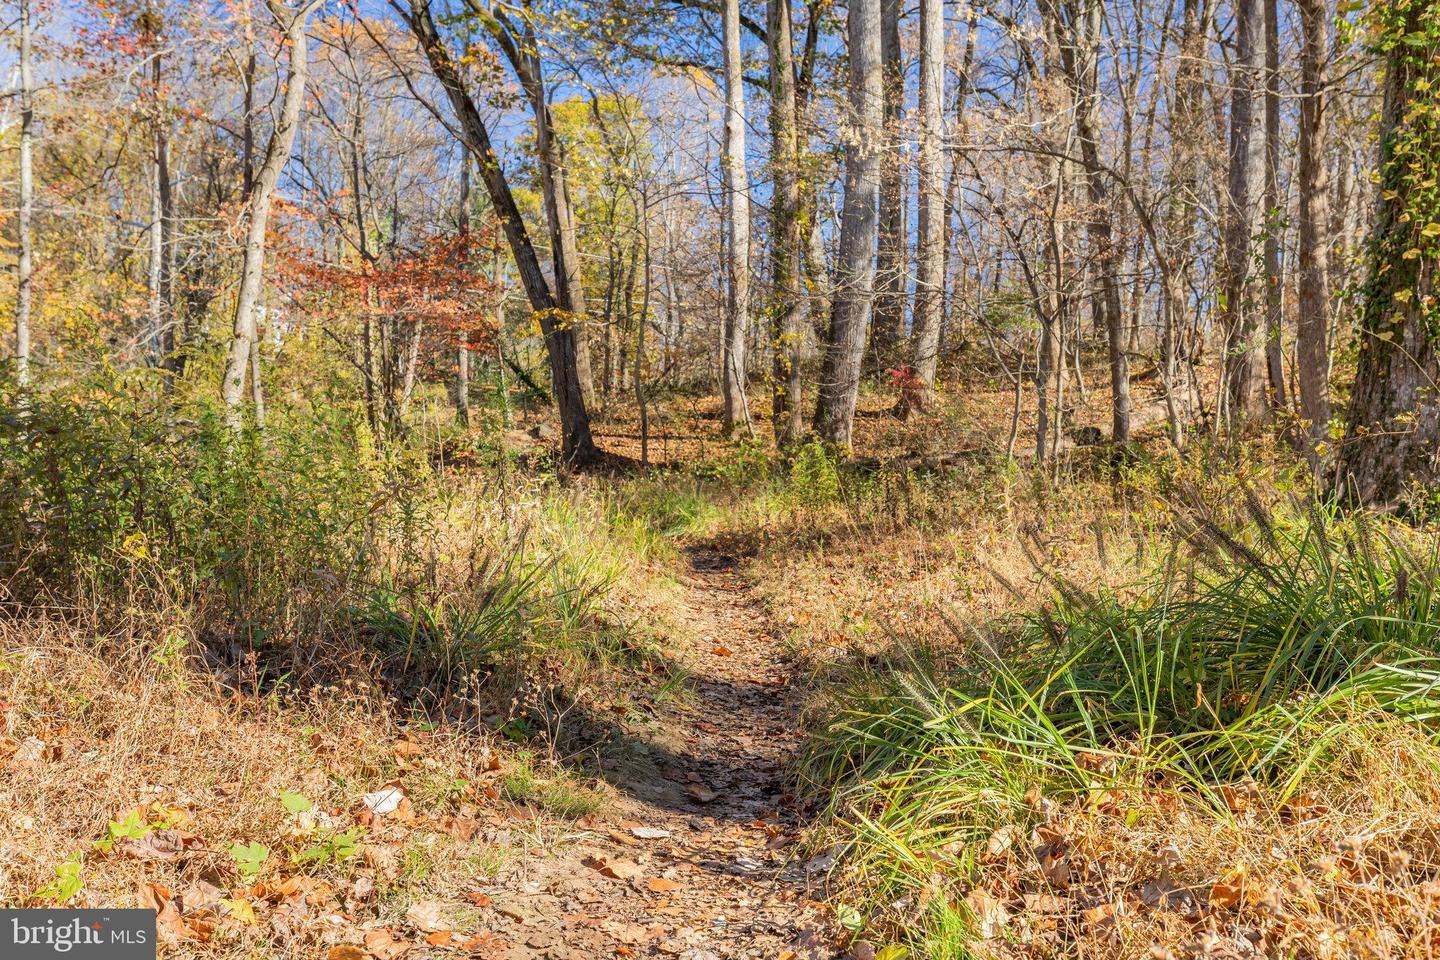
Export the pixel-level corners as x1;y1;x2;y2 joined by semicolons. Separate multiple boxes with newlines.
220;898;256;926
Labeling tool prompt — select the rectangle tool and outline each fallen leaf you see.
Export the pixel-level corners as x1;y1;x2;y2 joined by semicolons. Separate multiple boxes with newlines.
364;785;406;816
712;645;733;656
1209;864;1248;909
425;930;453;947
647;877;682;893
364;928;411;960
630;826;671;840
965;888;1009;939
117;829;203;862
468;892;492;908
326;947;366;960
687;784;717;804
405;900;452;933
584;856;643;880
984;825;1020;860
138;883;189;944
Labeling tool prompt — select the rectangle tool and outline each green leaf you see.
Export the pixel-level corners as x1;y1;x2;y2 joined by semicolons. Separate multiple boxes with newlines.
95;809;149;851
279;789;313;814
836;903;865;933
32;854;83;904
228;841;269;881
876;947;910;960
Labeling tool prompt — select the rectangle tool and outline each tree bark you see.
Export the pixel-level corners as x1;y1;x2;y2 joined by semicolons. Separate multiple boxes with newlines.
870;0;905;369
15;0;34;389
1336;1;1440;505
145;14;176;375
1221;0;1268;425
402;0;599;464
767;0;804;445
1047;0;1129;441
221;0;320;431
1262;0;1286;410
721;0;751;435
813;0;882;448
905;0;945;413
1295;0;1331;447
456;149;471;428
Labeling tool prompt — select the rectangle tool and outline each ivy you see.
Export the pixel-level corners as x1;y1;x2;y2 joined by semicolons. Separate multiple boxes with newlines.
1356;0;1440;336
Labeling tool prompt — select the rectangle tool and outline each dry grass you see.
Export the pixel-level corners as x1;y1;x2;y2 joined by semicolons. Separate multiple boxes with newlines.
951;717;1440;960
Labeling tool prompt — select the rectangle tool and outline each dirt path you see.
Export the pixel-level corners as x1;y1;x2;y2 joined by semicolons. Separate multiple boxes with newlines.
470;547;835;959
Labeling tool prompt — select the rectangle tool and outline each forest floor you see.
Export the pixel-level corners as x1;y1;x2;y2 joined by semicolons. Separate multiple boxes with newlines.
458;545;834;960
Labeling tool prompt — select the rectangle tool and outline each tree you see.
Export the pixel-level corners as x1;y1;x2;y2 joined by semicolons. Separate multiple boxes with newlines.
221;0;322;431
870;0;905;369
766;0;804;446
1295;0;1331;447
720;0;751;435
1221;0;1269;425
455;149;472;428
396;0;600;464
1261;0;1286;410
1043;0;1130;442
14;0;35;390
814;0;882;447
904;0;945;414
1336;0;1440;504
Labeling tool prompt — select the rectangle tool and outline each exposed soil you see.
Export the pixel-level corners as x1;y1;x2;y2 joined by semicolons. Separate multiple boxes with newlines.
466;546;838;959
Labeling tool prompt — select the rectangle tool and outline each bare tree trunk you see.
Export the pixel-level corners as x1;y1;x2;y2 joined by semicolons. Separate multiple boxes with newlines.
1295;0;1331;448
404;0;598;463
1261;0;1287;411
870;0;905;369
222;0;320;431
400;318;423;419
143;15;176;376
15;0;34;389
1047;0;1129;442
1221;0;1268;426
767;0;804;445
1336;1;1439;505
941;9;978;348
905;0;944;414
720;0;751;435
456;149;471;427
249;324;266;429
813;0;882;447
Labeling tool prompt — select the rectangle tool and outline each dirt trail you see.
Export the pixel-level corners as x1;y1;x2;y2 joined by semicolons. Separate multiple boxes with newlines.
470;547;835;960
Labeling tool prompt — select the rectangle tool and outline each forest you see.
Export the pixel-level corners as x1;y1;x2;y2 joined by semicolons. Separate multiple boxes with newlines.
3;0;1440;956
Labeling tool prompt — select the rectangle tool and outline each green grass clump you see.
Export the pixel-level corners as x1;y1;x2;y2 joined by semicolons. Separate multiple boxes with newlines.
801;503;1440;950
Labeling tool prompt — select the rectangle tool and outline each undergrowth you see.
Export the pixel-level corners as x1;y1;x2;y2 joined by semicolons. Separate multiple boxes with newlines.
801;501;1440;957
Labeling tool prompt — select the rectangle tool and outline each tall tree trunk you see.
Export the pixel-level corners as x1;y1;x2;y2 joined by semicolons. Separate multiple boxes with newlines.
905;0;945;413
1295;0;1331;447
456;150;471;427
870;0;905;369
221;0;320;431
15;0;34;389
941;10;978;346
1048;0;1130;441
1261;0;1286;410
405;0;598;463
721;0;751;435
144;14;175;375
1221;0;1268;426
1336;0;1439;505
1160;0;1205;448
813;0;882;447
767;0;805;445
